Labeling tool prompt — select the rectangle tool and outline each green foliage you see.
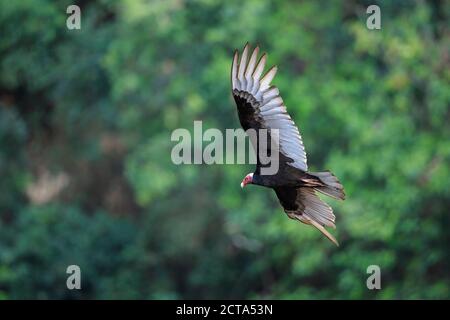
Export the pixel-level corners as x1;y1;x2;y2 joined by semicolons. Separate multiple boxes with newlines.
0;0;448;299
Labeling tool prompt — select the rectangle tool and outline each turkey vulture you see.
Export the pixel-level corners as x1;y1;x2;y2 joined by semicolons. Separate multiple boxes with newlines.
231;43;345;246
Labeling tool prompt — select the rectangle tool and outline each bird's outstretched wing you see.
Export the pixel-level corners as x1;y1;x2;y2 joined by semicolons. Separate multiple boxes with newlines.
231;43;308;172
274;187;339;246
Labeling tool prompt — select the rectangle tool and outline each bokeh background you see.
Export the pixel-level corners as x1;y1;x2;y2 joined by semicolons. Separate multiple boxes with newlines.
0;0;449;299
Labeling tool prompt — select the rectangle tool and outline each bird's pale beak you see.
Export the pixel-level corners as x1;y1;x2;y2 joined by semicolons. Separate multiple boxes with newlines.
240;182;244;188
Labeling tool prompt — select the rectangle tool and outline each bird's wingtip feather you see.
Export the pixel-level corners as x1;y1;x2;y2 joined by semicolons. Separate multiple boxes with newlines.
307;218;340;247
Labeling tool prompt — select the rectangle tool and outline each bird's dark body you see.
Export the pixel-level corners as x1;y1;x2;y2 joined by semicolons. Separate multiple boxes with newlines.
252;169;321;188
273;187;298;211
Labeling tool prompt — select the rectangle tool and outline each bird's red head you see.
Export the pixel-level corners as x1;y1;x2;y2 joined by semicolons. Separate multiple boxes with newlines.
240;173;254;188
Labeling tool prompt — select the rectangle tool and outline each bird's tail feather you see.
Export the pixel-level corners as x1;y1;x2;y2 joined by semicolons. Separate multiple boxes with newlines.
310;171;345;200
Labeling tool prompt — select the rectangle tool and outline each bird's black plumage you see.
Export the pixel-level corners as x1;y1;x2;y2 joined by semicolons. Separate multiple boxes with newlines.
231;43;345;245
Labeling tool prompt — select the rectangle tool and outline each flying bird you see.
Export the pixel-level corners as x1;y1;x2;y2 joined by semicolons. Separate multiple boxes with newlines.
231;43;345;246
